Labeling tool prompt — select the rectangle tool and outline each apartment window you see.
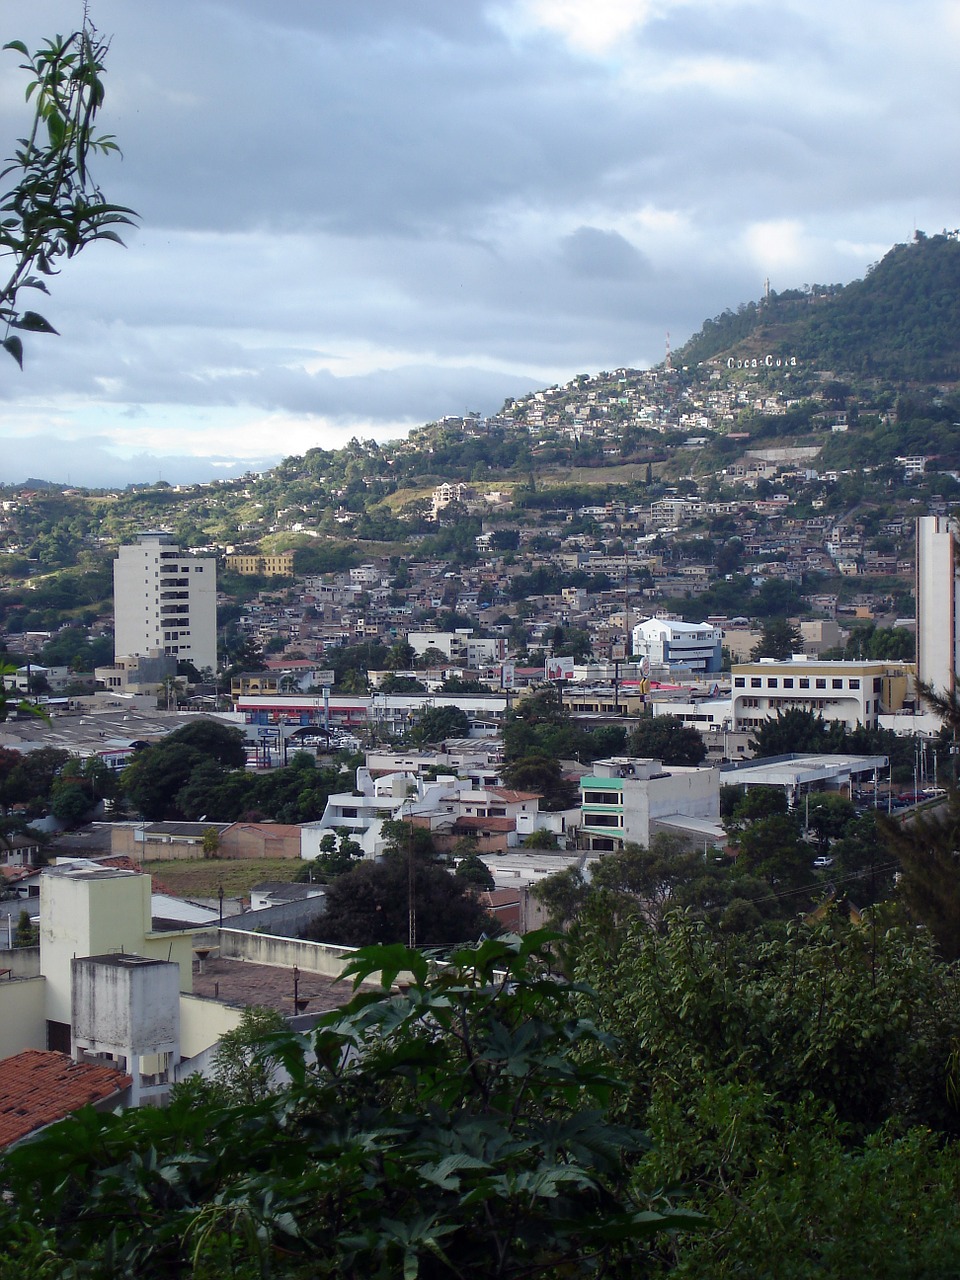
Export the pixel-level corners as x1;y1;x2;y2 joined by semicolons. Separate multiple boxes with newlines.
783;678;794;689
584;812;622;828
816;678;826;689
750;677;762;688
583;790;621;806
874;678;883;693
767;678;778;688
832;679;843;690
799;678;809;688
734;677;745;687
849;679;860;690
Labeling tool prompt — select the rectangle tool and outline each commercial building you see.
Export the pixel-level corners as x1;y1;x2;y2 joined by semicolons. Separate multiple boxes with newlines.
113;533;217;673
916;515;960;698
631;617;723;675
731;657;913;731
579;757;720;854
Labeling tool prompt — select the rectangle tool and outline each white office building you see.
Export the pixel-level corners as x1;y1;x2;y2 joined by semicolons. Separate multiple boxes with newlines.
916;515;960;698
731;657;913;731
114;532;217;673
631;617;723;674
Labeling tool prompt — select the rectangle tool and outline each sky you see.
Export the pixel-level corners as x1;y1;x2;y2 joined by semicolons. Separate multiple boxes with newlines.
1;0;958;487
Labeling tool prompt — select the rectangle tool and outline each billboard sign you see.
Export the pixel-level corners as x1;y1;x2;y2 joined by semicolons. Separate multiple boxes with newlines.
545;656;575;681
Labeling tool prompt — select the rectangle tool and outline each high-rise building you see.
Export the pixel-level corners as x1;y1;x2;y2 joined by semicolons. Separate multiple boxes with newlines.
113;532;217;673
916;515;960;698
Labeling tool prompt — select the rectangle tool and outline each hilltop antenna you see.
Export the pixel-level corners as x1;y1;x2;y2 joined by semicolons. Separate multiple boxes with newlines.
665;331;671;368
764;276;770;303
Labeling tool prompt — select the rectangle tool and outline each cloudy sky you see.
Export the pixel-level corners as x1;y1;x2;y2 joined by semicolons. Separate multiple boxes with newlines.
1;0;957;486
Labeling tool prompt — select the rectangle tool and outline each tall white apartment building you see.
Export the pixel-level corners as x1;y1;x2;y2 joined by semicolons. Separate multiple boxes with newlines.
113;532;217;673
916;515;960;698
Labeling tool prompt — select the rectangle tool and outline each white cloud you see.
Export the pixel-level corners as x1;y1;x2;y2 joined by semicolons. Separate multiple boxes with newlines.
0;0;958;483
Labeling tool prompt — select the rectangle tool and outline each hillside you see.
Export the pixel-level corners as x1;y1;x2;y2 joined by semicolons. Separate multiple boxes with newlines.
676;231;960;381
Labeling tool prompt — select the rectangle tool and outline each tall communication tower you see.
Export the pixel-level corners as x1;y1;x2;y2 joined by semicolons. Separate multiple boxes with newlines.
665;330;671;368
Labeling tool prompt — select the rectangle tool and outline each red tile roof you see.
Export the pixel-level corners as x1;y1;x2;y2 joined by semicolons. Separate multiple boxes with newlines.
0;1050;130;1149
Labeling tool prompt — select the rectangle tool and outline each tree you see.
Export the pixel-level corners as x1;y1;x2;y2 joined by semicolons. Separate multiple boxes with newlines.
201;825;220;859
880;790;960;960
454;853;495;891
49;781;91;828
412;704;469;745
806;792;856;853
0;935;694;1277
734;811;813;891
749;708;842;757
501;753;579;811
13;908;37;948
627;714;706;765
750;618;804;661
1;26;135;367
307;851;494;948
211;1005;288;1105
121;720;248;820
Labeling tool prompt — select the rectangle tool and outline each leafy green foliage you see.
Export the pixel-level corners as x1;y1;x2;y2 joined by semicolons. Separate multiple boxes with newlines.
1;27;135;365
627;715;706;766
411;704;470;745
880;789;960;960
677;232;960;381
0;935;694;1278
749;618;804;661
306;848;494;948
502;686;626;770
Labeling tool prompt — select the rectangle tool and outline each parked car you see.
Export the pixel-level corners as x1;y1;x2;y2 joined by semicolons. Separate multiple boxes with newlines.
812;856;834;869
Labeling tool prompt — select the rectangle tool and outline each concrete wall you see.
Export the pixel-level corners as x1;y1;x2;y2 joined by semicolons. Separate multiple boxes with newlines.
220;824;302;860
72;957;181;1056
222;897;327;938
0;945;41;978
211;930;359;981
179;993;245;1059
0;976;46;1058
41;870;196;1027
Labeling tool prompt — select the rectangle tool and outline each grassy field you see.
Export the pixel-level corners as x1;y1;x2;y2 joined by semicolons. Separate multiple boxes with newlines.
144;857;305;900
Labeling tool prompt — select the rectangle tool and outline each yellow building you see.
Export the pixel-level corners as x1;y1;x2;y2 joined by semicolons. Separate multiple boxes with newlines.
226;551;295;578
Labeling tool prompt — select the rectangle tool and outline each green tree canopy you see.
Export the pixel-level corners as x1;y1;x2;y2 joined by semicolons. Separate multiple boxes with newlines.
307;851;494;948
627;714;707;766
749;618;804;661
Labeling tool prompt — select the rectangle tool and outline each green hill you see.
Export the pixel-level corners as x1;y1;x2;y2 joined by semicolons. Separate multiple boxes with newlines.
677;231;960;381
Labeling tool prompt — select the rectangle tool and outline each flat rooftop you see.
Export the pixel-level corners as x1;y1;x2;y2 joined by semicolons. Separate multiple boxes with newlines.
191;954;377;1016
721;753;889;787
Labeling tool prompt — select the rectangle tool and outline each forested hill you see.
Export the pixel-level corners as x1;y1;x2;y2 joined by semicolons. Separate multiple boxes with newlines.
676;231;960;380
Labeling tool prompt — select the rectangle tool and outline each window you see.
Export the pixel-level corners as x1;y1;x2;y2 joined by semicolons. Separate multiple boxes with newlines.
583;812;622;828
799;678;809;688
816;678;826;689
874;678;883;693
832;679;843;690
849;679;860;690
750;677;761;688
734;677;745;688
583;790;621;806
767;678;778;688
